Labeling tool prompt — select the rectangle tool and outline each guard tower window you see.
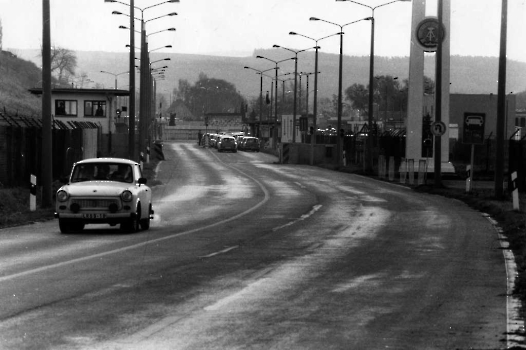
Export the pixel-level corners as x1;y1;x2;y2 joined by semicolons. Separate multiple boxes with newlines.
55;100;78;116
85;101;106;117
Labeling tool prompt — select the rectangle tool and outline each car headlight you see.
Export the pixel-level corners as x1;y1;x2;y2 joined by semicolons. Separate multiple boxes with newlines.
57;190;69;202
121;190;133;202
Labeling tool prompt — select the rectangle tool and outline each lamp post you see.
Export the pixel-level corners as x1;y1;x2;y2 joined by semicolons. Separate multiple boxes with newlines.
301;71;319;116
272;45;313;143
108;0;178;160
244;66;275;138
149;44;172;53
290;31;341;165
336;0;410;172
100;70;129;89
256;55;296;149
309;16;371;166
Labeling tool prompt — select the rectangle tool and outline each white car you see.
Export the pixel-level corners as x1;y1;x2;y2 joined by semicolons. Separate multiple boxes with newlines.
217;135;237;152
54;158;154;233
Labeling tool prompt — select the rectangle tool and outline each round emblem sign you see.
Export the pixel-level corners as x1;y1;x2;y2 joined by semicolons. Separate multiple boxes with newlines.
415;17;446;52
430;121;447;137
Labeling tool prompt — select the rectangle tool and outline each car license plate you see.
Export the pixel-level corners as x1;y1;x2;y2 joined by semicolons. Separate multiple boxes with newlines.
82;213;106;219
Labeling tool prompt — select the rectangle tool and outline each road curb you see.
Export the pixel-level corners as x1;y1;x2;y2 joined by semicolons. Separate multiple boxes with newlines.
483;212;526;348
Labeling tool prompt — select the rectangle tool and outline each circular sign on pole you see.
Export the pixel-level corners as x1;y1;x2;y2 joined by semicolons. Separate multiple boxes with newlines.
430;121;447;137
415;17;446;52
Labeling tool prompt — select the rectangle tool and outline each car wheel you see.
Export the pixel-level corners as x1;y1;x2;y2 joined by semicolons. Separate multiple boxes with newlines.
59;219;72;233
140;204;152;230
122;205;141;233
59;220;84;233
72;222;85;232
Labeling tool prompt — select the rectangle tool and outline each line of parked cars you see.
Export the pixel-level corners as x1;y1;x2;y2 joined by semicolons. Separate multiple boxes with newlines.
204;133;261;153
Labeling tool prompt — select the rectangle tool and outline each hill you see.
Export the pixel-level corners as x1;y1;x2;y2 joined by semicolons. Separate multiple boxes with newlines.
6;48;526;113
0;51;42;116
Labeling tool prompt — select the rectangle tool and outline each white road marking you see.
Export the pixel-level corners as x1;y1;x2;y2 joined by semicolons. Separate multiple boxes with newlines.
199;245;239;259
483;213;525;347
272;204;322;232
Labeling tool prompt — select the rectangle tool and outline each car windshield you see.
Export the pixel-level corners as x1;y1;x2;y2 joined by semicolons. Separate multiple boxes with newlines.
71;163;133;183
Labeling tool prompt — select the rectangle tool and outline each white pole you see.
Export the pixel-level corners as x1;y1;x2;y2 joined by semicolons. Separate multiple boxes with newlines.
466;165;472;193
512;171;519;210
30;174;37;211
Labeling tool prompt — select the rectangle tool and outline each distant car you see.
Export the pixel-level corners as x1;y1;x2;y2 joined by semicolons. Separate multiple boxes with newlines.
465;116;484;127
209;134;219;148
240;137;260;152
54;158;154;233
217;135;237;152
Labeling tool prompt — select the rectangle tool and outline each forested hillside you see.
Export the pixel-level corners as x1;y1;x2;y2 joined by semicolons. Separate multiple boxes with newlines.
6;48;526;114
0;51;41;116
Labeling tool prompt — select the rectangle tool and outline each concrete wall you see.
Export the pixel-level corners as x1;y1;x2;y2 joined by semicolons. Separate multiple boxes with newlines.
280;142;336;165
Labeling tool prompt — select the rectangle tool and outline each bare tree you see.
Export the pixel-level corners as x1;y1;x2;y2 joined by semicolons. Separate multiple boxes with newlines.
0;18;3;50
39;45;77;84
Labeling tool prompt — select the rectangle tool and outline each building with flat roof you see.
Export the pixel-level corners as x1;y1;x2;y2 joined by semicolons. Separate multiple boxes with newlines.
28;87;129;135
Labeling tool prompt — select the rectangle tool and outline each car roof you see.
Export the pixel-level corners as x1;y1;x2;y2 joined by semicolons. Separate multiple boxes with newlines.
75;158;139;166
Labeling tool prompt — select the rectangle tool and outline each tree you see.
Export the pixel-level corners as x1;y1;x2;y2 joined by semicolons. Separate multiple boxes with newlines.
344;83;369;112
0;18;3;51
40;46;77;85
423;75;435;95
173;73;244;118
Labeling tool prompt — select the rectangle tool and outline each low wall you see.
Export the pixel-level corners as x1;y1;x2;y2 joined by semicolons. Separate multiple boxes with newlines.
279;142;336;165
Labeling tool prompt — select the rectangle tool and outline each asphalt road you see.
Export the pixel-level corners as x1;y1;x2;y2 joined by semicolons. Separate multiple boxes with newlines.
0;141;509;349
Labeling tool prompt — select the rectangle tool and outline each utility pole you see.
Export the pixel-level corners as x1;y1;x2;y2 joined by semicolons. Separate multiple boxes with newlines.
434;0;443;188
495;0;508;198
128;0;136;160
41;0;53;208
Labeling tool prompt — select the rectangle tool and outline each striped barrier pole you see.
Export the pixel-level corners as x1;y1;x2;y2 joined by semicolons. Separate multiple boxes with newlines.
281;143;290;164
512;171;519;211
466;165;472;192
30;174;37;211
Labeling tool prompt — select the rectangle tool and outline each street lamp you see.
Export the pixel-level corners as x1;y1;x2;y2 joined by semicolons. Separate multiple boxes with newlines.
272;45;313;143
336;0;410;172
108;0;178;160
100;70;129;89
151;58;171;65
256;55;296;149
300;71;319;116
309;16;371;166
244;66;275;138
290;31;341;165
149;44;172;53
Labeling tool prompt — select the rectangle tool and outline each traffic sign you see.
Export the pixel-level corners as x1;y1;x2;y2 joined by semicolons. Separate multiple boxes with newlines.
463;112;485;145
430;121;447;136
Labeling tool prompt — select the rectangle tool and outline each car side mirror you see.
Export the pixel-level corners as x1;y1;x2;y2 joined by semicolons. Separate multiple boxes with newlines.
138;177;147;185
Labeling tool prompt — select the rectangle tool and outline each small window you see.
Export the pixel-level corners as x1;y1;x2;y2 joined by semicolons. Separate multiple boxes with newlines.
85;101;106;117
55;100;77;116
521;118;526;128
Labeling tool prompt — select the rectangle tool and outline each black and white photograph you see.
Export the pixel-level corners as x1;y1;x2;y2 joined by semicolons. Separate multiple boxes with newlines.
0;0;526;349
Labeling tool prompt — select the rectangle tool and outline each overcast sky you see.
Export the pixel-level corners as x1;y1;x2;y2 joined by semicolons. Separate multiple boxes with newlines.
0;0;525;62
